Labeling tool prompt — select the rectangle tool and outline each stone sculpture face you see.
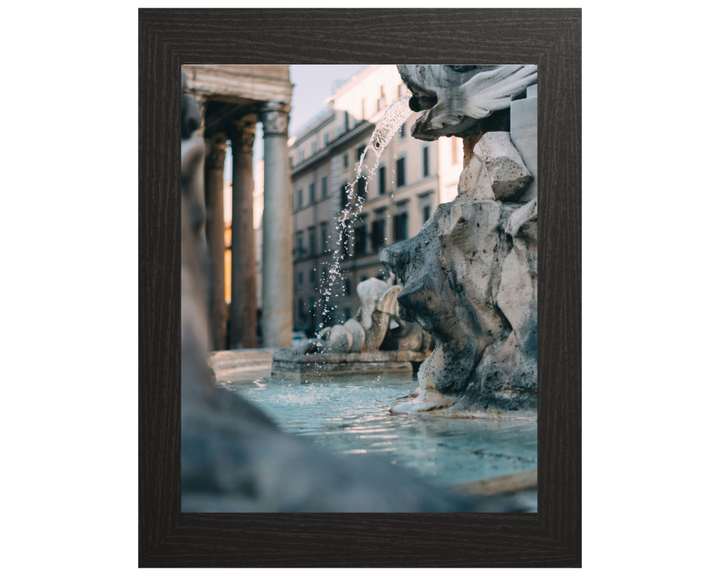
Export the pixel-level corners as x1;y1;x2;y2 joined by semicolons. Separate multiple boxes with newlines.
397;65;537;141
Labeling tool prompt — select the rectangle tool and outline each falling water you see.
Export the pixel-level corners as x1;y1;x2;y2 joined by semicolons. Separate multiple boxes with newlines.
314;94;413;335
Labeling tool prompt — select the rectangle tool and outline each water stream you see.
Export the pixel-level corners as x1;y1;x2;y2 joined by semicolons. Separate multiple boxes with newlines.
316;95;414;332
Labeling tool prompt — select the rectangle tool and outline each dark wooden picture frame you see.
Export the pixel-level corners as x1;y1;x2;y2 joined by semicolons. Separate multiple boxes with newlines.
139;8;581;567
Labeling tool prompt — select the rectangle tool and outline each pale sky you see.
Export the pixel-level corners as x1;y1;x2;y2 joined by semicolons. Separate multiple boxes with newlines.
223;65;367;183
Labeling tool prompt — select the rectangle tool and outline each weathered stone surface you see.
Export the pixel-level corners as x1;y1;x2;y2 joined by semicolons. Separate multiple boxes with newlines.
381;195;537;416
381;318;431;352
343;318;365;353
382;67;539;417
357;278;390;331
457;153;495;201
474;132;532;201
326;324;352;354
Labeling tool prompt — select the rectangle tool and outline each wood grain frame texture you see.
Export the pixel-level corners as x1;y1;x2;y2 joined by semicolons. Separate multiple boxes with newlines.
139;8;581;568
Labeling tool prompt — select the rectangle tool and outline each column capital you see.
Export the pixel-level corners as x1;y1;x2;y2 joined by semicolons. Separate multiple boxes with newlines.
197;96;210;133
260;102;291;137
204;134;227;169
230;120;256;154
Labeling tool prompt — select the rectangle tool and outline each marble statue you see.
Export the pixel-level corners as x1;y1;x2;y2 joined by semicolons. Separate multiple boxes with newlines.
381;65;538;418
271;277;431;377
397;65;537;141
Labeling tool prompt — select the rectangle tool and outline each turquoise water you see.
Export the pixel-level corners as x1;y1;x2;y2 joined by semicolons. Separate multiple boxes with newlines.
219;373;537;489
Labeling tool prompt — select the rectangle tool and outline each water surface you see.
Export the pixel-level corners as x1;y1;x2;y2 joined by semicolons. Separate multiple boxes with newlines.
220;373;537;489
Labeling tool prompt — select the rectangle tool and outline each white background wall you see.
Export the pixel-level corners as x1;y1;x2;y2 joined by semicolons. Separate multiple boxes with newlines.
2;2;718;575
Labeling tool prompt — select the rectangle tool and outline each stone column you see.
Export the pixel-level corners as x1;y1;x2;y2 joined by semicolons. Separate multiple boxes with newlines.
260;102;292;347
229;120;258;349
204;134;228;351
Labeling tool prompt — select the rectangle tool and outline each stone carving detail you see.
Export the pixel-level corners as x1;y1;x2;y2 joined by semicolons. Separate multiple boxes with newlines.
260;102;291;136
231;121;256;154
294;277;430;356
204;135;227;169
458;132;533;202
397;65;537;141
380;69;538;416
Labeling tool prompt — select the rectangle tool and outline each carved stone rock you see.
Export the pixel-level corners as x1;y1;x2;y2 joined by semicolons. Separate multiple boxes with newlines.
381;194;537;417
474;132;533;201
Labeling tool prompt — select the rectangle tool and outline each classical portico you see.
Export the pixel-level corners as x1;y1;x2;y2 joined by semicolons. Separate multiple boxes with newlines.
183;65;294;349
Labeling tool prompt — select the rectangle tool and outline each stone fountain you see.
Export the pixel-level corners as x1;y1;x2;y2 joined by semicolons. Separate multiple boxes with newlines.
271;276;432;378
381;65;538;419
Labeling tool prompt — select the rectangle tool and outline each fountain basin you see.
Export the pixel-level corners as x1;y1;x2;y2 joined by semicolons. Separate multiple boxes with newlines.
215;352;537;497
271;348;429;379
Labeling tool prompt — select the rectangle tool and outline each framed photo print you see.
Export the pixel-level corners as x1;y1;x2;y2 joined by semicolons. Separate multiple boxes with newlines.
139;8;581;568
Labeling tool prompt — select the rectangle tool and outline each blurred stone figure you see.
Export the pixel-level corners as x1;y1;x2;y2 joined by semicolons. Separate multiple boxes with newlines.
180;72;522;512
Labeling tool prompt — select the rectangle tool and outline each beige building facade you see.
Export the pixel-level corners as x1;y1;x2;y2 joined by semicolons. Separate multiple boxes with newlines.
290;66;464;333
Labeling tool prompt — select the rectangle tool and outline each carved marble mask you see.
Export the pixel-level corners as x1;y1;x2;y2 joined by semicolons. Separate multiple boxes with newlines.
397;65;537;141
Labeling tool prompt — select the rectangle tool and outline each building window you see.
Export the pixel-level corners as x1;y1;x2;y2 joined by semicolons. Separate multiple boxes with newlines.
321;175;327;198
298;270;304;288
423;204;432;224
399;122;406;139
310;268;316;284
343;153;349;170
290;156;294;168
320;223;328;252
344;278;351;296
299;149;305;163
299;298;305;322
394;212;408;242
309;182;315;203
423;146;430;177
296;188;303;209
357;145;365;162
372;218;386;252
377;86;386;111
344;110;350;132
323;132;330;146
357;176;368;202
396;157;406;187
309;228;317;256
354;220;367;256
452;137;459;164
378;166;386;195
296;231;304;260
311;140;317;155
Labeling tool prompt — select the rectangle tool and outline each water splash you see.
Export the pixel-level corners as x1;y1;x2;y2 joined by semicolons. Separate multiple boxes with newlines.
314;95;413;336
